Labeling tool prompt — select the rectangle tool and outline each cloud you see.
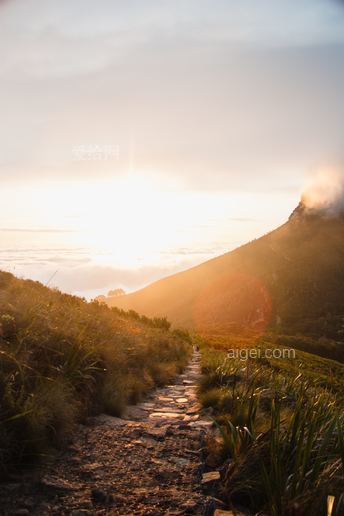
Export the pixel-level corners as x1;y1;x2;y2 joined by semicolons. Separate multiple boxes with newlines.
1;42;344;193
302;168;344;215
0;227;75;233
3;261;194;298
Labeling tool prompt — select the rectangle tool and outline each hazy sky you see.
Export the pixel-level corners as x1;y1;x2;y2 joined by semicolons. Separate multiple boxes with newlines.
1;0;344;297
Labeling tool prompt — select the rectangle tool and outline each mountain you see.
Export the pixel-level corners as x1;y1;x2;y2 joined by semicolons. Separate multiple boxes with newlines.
106;202;344;344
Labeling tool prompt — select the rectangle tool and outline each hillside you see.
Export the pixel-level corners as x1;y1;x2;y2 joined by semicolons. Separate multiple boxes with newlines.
0;271;190;475
107;204;344;346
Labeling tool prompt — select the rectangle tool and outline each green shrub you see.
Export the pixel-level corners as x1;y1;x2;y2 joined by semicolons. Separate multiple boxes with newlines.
199;339;344;515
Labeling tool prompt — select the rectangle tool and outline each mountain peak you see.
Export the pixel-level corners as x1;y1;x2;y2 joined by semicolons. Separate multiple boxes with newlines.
289;199;344;222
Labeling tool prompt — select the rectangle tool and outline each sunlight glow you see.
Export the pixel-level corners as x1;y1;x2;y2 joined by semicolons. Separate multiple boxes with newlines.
0;171;296;295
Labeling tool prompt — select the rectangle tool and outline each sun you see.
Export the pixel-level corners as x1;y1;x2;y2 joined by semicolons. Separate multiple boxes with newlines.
75;173;181;267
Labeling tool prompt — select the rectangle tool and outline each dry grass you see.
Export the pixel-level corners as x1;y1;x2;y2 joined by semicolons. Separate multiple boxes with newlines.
0;271;191;476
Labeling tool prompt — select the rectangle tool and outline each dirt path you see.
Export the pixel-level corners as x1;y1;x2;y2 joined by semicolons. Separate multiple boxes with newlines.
1;351;225;515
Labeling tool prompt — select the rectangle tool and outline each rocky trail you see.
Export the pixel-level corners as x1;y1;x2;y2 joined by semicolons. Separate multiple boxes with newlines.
1;351;229;515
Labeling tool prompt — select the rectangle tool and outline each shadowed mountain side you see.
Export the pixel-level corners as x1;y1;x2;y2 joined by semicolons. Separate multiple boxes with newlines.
107;205;344;339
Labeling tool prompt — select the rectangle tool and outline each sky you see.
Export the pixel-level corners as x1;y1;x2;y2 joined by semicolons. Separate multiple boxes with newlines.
1;0;344;298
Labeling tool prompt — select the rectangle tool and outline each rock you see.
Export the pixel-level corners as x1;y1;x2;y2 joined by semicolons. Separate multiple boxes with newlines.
132;437;155;449
154;470;176;482
186;404;201;414
122;406;148;420
91;488;108;504
182;500;198;510
90;489;117;506
214;511;248;516
189;420;213;428
144;427;167;440
201;471;221;484
149;412;183;419
14;510;30;516
183;414;199;422
185;448;200;456
151;406;183;413
40;476;78;491
169;457;190;466
206;453;220;468
92;414;129;427
177;421;191;430
139;402;155;409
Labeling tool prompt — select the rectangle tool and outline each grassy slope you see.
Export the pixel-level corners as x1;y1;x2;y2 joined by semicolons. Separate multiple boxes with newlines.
198;335;344;515
202;333;344;396
0;271;191;476
107;214;344;350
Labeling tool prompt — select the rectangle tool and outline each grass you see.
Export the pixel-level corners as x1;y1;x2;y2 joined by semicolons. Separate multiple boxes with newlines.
0;271;191;477
197;336;344;516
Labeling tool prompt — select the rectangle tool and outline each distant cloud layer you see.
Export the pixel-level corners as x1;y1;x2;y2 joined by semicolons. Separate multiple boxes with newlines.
0;228;75;233
0;251;195;299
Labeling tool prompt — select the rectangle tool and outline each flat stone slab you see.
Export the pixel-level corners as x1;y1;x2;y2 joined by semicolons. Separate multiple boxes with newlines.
201;471;220;484
139;402;155;408
40;477;79;492
149;412;183;419
176;398;188;403
151;407;183;413
183;415;199;422
189;420;213;428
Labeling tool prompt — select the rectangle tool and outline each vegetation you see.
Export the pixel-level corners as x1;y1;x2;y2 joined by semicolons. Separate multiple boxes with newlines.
198;337;344;516
0;271;191;477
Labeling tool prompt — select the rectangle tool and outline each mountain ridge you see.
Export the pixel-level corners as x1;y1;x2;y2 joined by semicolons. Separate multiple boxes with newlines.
106;205;344;343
